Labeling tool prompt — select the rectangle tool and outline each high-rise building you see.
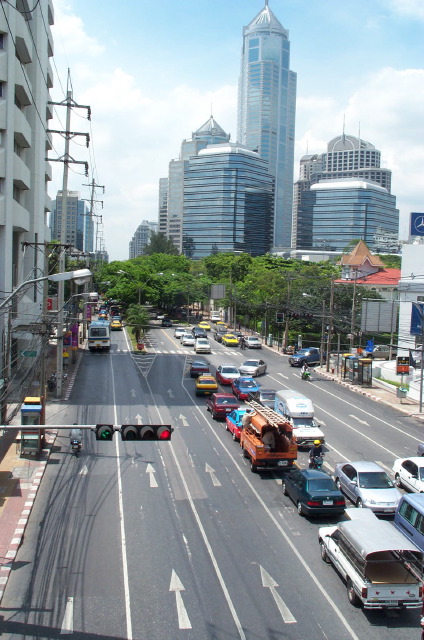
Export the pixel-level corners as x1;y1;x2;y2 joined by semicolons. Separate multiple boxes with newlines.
292;134;392;247
159;116;230;251
129;220;158;258
0;1;55;410
296;179;399;252
50;191;88;251
237;1;296;249
183;143;274;259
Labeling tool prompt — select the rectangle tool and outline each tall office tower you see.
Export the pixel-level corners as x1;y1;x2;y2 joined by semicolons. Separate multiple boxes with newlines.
0;1;54;412
129;220;158;258
158;178;169;235
159;116;230;251
292;134;393;247
50;191;87;251
183;143;274;259
237;1;296;249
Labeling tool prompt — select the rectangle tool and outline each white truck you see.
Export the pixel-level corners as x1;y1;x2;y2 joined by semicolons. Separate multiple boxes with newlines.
319;509;423;610
273;389;324;447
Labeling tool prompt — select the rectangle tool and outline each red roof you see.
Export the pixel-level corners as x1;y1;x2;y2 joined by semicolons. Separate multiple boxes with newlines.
335;268;400;287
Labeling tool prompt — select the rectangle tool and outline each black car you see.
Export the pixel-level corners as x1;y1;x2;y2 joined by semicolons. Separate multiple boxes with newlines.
213;328;227;342
161;318;173;327
189;360;210;378
282;469;346;517
192;326;207;339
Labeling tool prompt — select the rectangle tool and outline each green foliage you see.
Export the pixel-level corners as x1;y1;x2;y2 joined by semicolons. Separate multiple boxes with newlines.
379;254;401;269
143;231;179;255
125;304;150;343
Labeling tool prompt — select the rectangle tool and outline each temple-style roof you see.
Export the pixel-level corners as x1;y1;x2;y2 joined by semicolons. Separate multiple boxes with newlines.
338;240;385;268
193;116;229;140
245;1;288;36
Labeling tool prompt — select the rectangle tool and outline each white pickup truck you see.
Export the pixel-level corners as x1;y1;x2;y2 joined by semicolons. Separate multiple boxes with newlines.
319;509;423;610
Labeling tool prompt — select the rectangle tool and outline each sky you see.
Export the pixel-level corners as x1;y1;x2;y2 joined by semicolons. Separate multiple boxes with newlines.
50;0;424;261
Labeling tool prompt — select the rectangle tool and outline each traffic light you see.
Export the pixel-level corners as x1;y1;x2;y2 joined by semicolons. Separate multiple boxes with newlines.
120;424;173;441
275;312;285;322
95;424;114;440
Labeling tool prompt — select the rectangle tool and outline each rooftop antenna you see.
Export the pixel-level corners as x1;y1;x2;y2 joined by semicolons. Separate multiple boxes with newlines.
265;0;269;8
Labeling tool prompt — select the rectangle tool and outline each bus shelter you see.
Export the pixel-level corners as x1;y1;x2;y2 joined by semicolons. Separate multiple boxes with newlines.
19;397;43;456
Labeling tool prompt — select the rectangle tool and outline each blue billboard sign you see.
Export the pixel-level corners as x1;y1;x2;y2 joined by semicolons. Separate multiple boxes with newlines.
410;302;424;336
410;212;424;237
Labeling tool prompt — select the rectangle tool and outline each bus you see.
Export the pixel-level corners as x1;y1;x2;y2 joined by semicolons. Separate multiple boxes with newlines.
87;320;111;352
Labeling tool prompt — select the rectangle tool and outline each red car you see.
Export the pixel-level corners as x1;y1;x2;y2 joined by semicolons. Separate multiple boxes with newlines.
215;364;240;385
206;393;240;420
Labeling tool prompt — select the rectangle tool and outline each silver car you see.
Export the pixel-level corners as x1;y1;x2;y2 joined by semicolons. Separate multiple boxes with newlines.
333;461;401;514
245;336;262;349
239;359;267;377
174;327;186;339
181;333;195;346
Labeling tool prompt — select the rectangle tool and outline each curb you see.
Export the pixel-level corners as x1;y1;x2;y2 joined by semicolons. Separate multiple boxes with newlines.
0;430;57;603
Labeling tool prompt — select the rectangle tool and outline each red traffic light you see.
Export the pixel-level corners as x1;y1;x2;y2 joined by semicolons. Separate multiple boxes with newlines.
120;424;173;441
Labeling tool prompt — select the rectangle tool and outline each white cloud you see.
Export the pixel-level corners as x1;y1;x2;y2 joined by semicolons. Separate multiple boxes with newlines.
386;0;424;20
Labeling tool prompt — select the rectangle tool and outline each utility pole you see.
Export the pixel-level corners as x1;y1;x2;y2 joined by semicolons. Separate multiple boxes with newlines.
326;277;335;372
82;178;105;260
47;71;91;398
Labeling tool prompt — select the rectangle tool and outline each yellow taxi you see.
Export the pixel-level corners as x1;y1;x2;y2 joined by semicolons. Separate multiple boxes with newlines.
195;374;218;396
222;333;239;347
110;319;123;330
198;321;211;331
216;321;228;328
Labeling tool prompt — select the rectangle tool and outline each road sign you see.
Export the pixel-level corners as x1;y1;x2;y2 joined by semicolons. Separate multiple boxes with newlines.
411;302;424;336
396;356;410;375
20;350;37;357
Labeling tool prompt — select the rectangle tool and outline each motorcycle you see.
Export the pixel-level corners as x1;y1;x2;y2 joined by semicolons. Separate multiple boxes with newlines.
309;454;324;470
301;369;311;380
71;439;82;456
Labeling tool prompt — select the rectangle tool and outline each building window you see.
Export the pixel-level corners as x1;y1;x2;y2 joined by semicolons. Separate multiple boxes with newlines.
0;34;4;50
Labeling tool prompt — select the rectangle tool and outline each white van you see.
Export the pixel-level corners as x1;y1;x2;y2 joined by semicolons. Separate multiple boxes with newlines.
274;389;324;446
211;311;221;322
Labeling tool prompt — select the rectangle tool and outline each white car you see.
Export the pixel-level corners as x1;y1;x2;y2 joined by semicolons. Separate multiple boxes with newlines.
181;333;195;346
393;457;424;493
245;336;262;349
174;327;186;339
195;338;211;354
239;359;267;377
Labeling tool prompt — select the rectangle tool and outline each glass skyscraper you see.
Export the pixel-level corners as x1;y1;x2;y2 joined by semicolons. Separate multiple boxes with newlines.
183;143;274;259
237;1;296;249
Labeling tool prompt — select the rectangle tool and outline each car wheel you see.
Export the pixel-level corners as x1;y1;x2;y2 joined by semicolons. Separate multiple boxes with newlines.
394;473;403;488
232;431;237;442
250;457;257;472
335;478;342;490
243;448;249;459
297;502;304;516
356;498;363;508
206;405;210;412
347;580;361;607
212;413;217;420
225;422;229;431
320;541;330;563
282;481;288;496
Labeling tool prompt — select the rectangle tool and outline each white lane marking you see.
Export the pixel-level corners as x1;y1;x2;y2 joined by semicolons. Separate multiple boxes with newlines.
349;414;369;426
205;463;221;487
111;360;133;640
169;570;192;629
146;463;158;488
60;596;73;634
78;465;88;477
260;566;296;623
179;414;189;427
167;389;174;398
135;413;143;424
130;389;136;397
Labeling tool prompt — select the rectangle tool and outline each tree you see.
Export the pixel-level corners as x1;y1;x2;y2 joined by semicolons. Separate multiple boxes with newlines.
144;232;179;255
125;304;150;343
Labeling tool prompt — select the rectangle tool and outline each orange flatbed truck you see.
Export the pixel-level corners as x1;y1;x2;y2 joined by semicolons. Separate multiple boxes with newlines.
240;400;298;472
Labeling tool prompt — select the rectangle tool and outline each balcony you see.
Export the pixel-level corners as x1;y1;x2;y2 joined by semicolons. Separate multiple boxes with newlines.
12;199;30;232
14;105;31;148
13;154;31;191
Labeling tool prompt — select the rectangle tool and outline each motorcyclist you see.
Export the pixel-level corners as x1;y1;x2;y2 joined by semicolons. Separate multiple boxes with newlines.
240;336;246;350
309;439;323;468
300;361;309;378
70;426;82;450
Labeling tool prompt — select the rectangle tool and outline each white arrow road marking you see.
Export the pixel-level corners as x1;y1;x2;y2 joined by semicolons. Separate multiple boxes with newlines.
130;389;136;398
349;414;370;426
78;465;88;477
169;570;192;629
167;389;174;398
135;413;143;424
146;463;158;488
260;566;296;624
205;463;221;486
60;596;73;634
277;372;289;379
179;414;189;426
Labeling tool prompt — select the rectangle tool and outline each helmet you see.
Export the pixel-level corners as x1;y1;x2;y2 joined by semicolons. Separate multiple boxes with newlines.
314;440;320;445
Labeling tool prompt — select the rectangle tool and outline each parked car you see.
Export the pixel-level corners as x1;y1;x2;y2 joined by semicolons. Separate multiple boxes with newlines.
222;333;239;347
245;336;262;349
231;376;260;400
181;333;195;347
161;318;173;327
195;374;218;396
206;393;240;419
174;327;186;339
368;344;395;360
195;338;211;354
189;360;210;378
393;457;424;493
282;469;346;517
215;364;240;385
248;388;276;409
192;326;208;339
333;461;401;514
239;359;267;377
288;347;324;367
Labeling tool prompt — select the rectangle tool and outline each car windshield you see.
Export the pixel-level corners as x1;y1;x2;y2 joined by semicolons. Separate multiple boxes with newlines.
308;478;337;492
243;361;257;367
241;380;256;388
358;471;394;488
216;398;235;405
183;334;192;339
197;340;208;344
261;392;275;400
292;418;314;428
222;367;238;374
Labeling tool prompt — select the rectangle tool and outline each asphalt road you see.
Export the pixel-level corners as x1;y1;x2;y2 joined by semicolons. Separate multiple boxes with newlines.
1;323;422;639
